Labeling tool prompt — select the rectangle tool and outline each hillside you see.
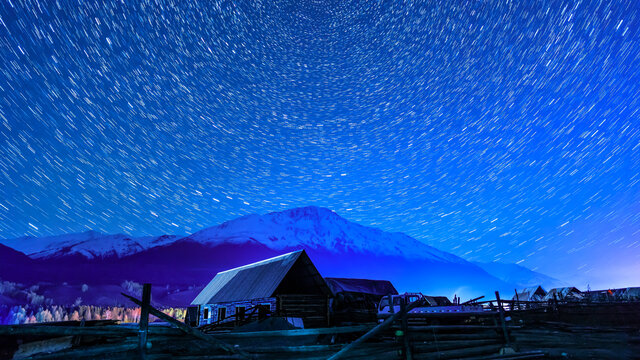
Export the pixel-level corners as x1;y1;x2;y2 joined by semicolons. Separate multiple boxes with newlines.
1;206;523;305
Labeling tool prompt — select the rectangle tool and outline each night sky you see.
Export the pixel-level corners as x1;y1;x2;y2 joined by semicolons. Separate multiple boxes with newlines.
1;0;639;288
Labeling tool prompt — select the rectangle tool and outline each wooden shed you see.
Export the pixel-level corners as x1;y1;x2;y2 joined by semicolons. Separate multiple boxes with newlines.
544;287;582;301
513;286;547;302
325;277;398;324
190;250;332;329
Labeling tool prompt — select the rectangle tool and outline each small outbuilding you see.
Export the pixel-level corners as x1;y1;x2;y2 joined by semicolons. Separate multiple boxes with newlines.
544;287;582;301
190;250;332;329
513;286;547;302
585;287;640;302
325;277;398;324
621;287;640;301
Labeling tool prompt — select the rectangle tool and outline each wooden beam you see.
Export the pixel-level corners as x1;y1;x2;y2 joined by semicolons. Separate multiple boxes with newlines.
390;325;522;331
407;333;509;342
11;336;74;359
400;299;412;360
139;283;151;358
495;291;511;347
461;295;485;305
0;325;142;337
241;344;343;353
211;324;373;338
121;293;249;358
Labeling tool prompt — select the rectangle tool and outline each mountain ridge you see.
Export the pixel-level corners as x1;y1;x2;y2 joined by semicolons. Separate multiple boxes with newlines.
1;206;463;264
472;261;567;290
0;206;550;303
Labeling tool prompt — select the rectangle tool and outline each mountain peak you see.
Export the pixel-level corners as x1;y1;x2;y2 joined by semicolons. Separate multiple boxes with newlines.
268;206;341;222
187;206;466;264
2;206;464;264
0;231;170;260
280;205;336;216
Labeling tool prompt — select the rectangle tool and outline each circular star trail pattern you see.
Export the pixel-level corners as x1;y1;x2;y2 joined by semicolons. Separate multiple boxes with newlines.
1;0;639;286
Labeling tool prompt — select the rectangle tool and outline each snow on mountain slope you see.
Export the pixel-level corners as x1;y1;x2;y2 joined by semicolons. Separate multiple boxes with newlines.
2;207;468;263
0;231;178;259
0;207;521;301
186;206;466;263
1;206;482;266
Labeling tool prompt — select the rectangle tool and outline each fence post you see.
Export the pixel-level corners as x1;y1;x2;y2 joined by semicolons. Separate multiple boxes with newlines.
400;299;412;360
139;283;151;358
494;291;510;347
328;298;425;360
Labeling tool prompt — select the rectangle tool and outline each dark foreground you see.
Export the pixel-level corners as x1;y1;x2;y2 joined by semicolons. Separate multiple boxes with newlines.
1;298;639;360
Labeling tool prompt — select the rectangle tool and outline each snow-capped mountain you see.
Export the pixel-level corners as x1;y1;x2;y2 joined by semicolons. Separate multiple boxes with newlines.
0;206;464;263
187;206;466;264
0;230;178;259
0;206;527;302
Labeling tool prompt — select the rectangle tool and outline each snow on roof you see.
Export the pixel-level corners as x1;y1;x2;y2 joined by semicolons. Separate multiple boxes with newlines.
191;249;331;305
513;285;547;301
544;287;582;300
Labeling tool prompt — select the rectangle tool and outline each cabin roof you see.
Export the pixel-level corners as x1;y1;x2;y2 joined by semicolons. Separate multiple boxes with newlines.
520;286;546;294
547;286;581;294
191;249;330;305
516;286;547;296
543;287;582;300
324;277;398;296
513;286;547;301
625;287;640;296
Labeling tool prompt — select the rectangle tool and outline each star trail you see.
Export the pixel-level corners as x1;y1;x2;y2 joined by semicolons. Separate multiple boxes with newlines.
1;0;639;287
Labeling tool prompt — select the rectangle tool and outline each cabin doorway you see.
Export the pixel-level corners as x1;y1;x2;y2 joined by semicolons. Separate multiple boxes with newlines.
235;306;245;325
258;304;270;320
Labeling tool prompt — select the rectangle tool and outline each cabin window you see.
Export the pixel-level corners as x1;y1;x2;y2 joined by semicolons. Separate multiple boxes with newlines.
203;308;209;319
236;306;245;321
218;307;226;321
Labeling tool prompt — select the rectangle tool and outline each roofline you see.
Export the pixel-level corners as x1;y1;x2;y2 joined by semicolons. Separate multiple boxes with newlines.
215;249;305;275
325;277;394;283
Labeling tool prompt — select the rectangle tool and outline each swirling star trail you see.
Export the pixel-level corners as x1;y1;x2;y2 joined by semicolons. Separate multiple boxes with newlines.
1;0;639;287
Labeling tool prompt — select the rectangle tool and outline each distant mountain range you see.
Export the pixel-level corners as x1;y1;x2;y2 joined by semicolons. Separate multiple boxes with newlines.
1;231;179;259
472;261;566;290
0;206;561;306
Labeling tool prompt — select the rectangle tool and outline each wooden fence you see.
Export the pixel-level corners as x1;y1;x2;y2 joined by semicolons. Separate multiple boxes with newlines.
0;287;538;360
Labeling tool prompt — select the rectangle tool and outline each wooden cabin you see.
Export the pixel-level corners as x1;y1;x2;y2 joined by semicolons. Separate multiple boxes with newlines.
325;277;398;324
190;250;332;329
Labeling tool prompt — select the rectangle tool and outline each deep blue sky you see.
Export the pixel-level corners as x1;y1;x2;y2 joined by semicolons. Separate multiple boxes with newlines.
1;0;639;288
